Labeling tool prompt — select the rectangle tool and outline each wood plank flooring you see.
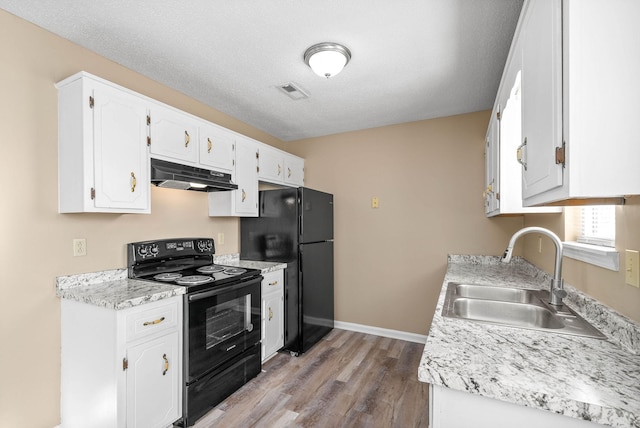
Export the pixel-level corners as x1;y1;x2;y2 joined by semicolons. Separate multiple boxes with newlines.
193;329;430;427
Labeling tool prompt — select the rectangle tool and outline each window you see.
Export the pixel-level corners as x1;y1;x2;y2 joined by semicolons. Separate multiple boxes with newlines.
577;205;616;247
564;205;618;271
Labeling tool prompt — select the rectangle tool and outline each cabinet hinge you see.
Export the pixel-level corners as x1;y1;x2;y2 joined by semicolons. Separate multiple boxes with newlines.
89;96;94;109
147;136;151;147
555;141;566;167
232;143;235;151
496;111;501;121
147;115;151;125
90;187;95;200
122;358;128;371
496;192;500;201
256;151;259;159
257;166;260;173
232;159;235;166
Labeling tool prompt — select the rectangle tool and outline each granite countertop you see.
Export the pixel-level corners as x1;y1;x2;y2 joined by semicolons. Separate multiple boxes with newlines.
419;255;640;428
56;254;286;310
56;268;185;310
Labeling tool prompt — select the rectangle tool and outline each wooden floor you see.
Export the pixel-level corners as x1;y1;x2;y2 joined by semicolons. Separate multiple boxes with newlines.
193;329;430;427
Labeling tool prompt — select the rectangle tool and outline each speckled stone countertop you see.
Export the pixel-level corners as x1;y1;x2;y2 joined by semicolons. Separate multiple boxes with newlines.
56;268;185;310
419;255;640;428
56;254;285;310
215;254;287;274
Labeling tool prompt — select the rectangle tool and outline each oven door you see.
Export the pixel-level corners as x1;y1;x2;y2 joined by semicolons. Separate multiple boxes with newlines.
185;276;262;382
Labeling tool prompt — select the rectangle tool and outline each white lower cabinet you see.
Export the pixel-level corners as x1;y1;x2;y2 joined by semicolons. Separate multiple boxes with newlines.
261;270;284;362
61;297;182;428
430;385;601;428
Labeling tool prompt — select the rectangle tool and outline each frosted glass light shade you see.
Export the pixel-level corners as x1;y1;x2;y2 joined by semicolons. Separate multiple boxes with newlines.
304;43;351;79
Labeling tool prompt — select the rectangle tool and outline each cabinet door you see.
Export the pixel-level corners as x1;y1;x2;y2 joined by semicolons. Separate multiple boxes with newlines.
484;115;499;215
262;292;284;361
199;123;235;172
92;85;150;211
520;0;563;199
126;331;180;428
208;135;259;217
234;137;259;216
149;105;199;164
258;145;285;184
284;154;304;187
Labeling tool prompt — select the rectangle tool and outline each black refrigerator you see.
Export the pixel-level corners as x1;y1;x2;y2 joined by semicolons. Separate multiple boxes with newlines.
240;187;334;355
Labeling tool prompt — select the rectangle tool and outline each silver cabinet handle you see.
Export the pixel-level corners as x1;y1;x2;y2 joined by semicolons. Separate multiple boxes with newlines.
516;138;528;171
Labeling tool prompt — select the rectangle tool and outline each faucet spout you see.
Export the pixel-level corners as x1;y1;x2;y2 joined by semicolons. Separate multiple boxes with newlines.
501;227;566;306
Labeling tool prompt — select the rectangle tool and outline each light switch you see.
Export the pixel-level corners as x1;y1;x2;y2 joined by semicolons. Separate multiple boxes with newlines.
218;233;225;245
371;197;379;209
625;250;639;288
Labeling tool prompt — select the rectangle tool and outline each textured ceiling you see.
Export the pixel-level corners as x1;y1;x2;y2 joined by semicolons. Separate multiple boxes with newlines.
0;0;523;141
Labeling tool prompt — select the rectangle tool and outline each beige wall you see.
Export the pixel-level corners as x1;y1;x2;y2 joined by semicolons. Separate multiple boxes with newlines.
523;198;640;323
0;10;281;427
283;112;525;335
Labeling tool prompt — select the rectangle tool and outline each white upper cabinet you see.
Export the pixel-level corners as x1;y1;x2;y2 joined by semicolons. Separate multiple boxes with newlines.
484;10;560;217
284;154;305;187
520;0;563;201
148;104;200;165
258;143;304;187
518;0;640;206
209;135;259;217
258;144;284;183
199;123;235;172
57;71;304;217
57;73;150;214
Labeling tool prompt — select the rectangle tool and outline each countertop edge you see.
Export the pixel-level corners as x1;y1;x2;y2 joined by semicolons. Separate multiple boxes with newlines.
420;254;640;428
55;255;286;310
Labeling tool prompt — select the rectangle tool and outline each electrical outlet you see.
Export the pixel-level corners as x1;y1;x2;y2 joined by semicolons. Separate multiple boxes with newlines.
625;250;639;288
73;238;87;257
218;233;225;245
371;197;379;209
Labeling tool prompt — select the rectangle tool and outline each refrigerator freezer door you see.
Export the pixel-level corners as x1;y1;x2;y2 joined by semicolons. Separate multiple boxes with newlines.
299;188;333;243
299;241;334;353
240;188;299;262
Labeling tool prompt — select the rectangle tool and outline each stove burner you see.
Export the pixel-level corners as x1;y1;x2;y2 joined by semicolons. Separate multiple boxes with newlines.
223;268;246;275
196;265;225;274
175;275;214;286
154;272;183;281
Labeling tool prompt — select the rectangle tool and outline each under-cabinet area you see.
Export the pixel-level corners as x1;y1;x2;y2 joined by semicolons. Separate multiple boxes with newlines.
55;71;304;216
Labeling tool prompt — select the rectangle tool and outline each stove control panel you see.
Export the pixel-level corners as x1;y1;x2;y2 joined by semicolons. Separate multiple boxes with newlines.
128;238;216;263
136;243;160;259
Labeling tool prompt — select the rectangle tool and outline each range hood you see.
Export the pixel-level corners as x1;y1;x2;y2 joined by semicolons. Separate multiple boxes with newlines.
150;158;237;192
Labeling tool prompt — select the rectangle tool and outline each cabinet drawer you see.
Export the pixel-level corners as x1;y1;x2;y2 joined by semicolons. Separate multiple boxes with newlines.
126;298;180;342
261;270;283;295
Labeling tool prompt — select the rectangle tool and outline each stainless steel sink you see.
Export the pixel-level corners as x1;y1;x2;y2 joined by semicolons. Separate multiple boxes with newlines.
452;283;538;304
442;282;606;339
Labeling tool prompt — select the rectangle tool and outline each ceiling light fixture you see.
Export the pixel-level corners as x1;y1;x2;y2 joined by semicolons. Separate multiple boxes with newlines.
304;42;352;79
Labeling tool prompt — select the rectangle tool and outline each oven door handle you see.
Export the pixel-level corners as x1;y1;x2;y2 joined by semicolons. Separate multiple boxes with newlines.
188;279;258;302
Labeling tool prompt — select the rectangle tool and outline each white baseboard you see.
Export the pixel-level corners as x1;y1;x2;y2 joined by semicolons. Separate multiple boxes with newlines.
334;321;427;344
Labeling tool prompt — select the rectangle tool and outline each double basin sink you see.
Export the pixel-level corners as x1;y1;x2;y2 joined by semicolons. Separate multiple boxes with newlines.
442;282;605;339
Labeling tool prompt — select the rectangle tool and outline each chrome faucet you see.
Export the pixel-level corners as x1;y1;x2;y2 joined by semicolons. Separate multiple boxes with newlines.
501;227;567;306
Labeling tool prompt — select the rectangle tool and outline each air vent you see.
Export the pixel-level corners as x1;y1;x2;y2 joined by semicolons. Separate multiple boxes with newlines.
278;82;309;100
